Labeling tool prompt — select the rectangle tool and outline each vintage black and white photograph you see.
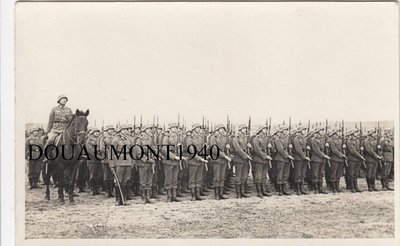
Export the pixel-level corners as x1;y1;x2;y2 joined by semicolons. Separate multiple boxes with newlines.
14;1;398;244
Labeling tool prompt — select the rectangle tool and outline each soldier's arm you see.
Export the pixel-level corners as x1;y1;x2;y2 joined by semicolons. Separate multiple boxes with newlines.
275;139;290;158
293;137;307;160
46;107;55;133
162;136;178;159
328;139;343;157
209;135;227;158
311;138;325;158
364;140;380;159
253;137;267;159
232;137;248;159
25;138;30;159
85;139;96;159
347;140;363;159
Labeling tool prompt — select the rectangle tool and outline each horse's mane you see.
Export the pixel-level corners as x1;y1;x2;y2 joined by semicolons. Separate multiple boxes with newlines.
66;115;77;128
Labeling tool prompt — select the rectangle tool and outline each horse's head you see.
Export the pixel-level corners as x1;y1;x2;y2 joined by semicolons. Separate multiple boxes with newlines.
69;109;89;144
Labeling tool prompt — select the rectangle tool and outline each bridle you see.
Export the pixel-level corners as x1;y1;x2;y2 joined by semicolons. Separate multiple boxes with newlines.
65;116;87;145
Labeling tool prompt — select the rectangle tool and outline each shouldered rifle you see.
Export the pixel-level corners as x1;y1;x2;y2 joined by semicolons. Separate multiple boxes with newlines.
177;113;182;170
226;115;231;170
341;120;349;168
288;117;294;168
359;122;366;169
265;118;272;169
376;122;384;167
247;116;252;173
324;119;331;168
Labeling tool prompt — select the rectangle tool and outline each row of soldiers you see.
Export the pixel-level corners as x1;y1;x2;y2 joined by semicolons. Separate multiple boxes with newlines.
26;119;395;206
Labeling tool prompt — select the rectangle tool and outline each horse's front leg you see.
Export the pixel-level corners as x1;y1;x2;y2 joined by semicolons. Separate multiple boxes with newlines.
43;161;50;201
57;162;65;204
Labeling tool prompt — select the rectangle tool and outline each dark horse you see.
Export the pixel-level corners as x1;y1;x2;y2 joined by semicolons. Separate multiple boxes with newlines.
43;109;89;204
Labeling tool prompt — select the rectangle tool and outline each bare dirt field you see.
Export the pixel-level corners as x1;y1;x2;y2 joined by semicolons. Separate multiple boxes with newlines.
25;179;394;239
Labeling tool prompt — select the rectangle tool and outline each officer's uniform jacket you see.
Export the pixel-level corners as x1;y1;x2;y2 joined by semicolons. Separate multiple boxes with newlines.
25;136;44;160
46;105;73;133
232;132;249;165
363;137;380;163
311;136;325;163
346;137;364;162
327;136;343;163
209;132;228;164
161;131;180;166
86;135;101;164
252;134;269;164
135;133;156;167
292;135;307;161
274;135;290;162
109;133;132;168
186;131;205;166
99;131;113;164
380;137;394;163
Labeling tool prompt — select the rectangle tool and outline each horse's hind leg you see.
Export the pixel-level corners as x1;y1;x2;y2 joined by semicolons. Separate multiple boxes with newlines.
57;164;65;203
43;162;50;200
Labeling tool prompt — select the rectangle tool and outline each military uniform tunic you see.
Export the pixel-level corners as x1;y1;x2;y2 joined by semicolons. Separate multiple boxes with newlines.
109;133;132;185
162;132;181;190
135;133;156;190
209;132;229;187
310;136;326;183
292;134;308;183
86;135;104;184
232;132;250;185
274;135;291;185
327;135;344;182
252;134;270;185
25;135;44;181
346;137;364;181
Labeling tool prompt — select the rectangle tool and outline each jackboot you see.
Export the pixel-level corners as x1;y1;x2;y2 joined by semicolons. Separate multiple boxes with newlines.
278;184;283;196
381;179;388;191
29;178;34;189
166;189;172;202
282;184;292;195
107;182;114;197
195;187;204;201
314;182;319;194
240;184;250;198
261;185;272;197
199;186;207;196
335;180;342;193
371;178;379;191
235;184;241;199
331;181;337;193
386;179;394;191
256;183;263;198
91;180;97;195
300;183;309;195
296;183;301;195
158;187;166;195
350;179;356;193
354;179;362;192
171;188;183;202
218;187;229;199
145;189;153;204
367;178;372;192
176;184;183;198
214;186;220;200
318;182;328;194
244;180;252;194
151;186;158;198
190;188;196;201
141;189;146;203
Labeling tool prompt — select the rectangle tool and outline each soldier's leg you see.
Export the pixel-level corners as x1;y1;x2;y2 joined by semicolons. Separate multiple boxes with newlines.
207;164;214;189
32;160;42;188
164;164;173;202
28;160;35;189
317;162;328;194
253;162;263;198
293;160;303;195
328;161;339;193
261;164;272;195
158;162;166;195
241;163;250;197
385;162;394;190
83;161;90;191
195;164;204;200
88;162;96;195
171;165;182;202
219;162;228;198
138;166;147;201
282;162;292;195
213;162;221;189
370;161;379;191
310;161;320;193
275;161;285;196
271;161;278;191
353;161;362;192
347;160;356;192
365;161;374;191
234;163;244;198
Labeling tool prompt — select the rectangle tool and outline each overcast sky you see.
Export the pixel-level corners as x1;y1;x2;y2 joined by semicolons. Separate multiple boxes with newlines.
16;2;398;128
